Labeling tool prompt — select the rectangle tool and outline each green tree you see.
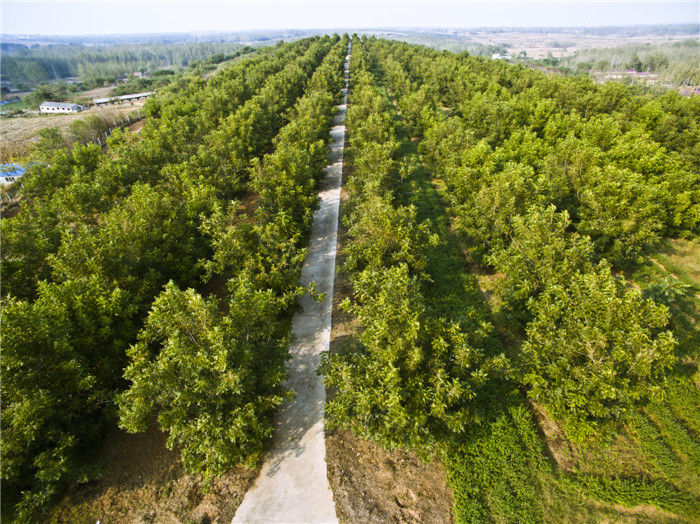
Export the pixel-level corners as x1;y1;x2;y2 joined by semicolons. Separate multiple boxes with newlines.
68;114;111;145
453;161;537;260
521;263;676;440
626;53;643;71
22;82;75;109
1;277;133;520
322;264;505;449
50;182;211;311
118;280;289;477
0;36;343;520
576;166;663;266
33;127;67;158
488;205;595;311
343;197;438;277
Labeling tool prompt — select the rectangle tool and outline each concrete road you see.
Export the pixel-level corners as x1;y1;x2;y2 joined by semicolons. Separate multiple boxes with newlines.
232;49;350;524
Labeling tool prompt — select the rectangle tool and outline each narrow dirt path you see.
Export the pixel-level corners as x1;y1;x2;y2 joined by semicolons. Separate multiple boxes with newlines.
232;49;350;524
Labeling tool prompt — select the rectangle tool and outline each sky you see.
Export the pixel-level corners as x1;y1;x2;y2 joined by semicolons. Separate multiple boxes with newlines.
1;0;698;36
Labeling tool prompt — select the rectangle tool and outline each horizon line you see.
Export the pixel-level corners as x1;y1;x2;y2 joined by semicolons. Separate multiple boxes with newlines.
3;22;699;39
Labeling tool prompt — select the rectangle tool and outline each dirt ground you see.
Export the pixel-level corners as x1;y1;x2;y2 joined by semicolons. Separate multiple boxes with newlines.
324;176;455;524
48;425;256;524
326;428;455;524
128;118;147;134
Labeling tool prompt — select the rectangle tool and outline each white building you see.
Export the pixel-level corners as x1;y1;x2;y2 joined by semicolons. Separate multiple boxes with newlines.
39;102;85;114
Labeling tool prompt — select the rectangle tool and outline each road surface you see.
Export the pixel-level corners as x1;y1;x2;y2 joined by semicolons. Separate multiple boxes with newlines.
232;46;350;524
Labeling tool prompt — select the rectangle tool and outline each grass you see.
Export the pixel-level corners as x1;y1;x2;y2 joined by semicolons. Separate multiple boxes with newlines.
442;394;696;523
0;100;29;112
442;386;700;522
652;238;700;305
444;401;548;523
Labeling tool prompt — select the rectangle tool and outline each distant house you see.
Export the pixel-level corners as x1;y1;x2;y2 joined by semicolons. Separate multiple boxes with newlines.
491;53;512;60
0;164;25;185
93;91;154;106
39;101;85;114
679;86;700;97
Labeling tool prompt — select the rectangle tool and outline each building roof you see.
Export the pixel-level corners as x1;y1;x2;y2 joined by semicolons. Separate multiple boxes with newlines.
1;163;26;183
93;91;154;104
119;91;154;99
39;101;82;109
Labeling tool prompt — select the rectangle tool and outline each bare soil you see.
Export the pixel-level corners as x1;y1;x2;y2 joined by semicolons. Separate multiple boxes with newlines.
324;173;455;524
326;429;455;524
128;118;147;134
48;425;256;524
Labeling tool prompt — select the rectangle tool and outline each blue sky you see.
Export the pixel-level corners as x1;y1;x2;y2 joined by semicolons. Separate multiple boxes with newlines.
2;1;698;36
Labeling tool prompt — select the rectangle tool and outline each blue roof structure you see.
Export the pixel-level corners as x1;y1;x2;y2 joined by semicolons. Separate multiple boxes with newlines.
1;163;26;184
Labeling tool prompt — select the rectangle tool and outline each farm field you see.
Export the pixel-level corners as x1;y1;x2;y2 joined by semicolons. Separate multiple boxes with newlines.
372;26;697;58
1;32;698;523
371;27;699;90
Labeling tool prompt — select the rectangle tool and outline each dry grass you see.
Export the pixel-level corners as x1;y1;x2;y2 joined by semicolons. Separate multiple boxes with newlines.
78;86;117;99
0;105;137;160
47;424;256;524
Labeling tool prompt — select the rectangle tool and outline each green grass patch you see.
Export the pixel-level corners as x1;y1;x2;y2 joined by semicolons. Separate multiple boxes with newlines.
445;396;699;522
445;401;548;523
655;238;700;289
562;473;699;517
0;100;28;112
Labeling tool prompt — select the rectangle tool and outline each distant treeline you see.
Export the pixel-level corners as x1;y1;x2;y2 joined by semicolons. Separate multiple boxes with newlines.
380;34;509;56
1;29;318;46
459;23;699;37
560;39;700;85
1;41;252;89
